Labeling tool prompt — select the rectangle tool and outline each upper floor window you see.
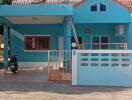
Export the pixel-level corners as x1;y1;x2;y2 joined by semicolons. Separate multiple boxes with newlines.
100;3;106;11
91;4;97;12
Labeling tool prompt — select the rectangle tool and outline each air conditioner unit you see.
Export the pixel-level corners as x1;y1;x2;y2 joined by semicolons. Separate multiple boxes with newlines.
115;25;125;36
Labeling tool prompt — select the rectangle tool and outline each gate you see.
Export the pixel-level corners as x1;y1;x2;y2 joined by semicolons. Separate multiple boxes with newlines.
48;50;72;81
72;50;132;86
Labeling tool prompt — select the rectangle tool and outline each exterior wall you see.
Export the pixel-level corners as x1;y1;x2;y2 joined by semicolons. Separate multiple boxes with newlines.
118;14;132;50
0;5;73;16
4;0;132;68
73;0;130;23
10;24;63;64
74;23;128;49
10;23;130;66
124;22;132;50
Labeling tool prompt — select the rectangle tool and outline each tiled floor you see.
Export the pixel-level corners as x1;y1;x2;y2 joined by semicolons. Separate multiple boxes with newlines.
0;69;132;100
0;69;48;83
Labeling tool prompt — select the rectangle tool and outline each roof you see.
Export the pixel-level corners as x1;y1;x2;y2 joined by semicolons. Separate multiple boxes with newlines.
12;0;86;7
113;0;132;11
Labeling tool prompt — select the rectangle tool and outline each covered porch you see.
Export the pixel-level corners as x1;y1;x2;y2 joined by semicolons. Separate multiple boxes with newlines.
0;4;73;69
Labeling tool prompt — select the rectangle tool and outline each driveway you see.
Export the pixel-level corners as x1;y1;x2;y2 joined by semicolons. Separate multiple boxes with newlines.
0;70;132;100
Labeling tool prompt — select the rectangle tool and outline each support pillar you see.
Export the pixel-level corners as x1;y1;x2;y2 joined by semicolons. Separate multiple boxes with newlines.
64;17;72;50
4;24;8;69
64;17;72;72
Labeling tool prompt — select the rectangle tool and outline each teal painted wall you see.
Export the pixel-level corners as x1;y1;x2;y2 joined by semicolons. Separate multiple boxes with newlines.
73;0;130;23
10;24;64;62
74;23;128;49
122;22;132;50
10;23;130;62
3;0;131;63
0;5;73;16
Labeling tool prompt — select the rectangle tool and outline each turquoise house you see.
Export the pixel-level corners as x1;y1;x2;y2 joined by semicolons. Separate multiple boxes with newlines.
0;0;132;86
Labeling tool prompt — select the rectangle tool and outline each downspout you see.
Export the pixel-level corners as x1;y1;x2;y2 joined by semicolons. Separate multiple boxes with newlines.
70;21;80;49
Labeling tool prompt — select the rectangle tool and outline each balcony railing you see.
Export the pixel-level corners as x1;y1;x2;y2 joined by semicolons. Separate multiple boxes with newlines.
80;43;128;50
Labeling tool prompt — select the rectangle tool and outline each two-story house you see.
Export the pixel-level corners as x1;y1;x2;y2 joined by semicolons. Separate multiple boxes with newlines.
0;0;132;86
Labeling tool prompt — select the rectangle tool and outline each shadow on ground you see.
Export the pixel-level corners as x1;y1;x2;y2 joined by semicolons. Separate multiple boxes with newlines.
0;82;131;95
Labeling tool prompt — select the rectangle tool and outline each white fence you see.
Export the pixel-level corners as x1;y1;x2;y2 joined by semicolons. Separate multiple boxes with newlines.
48;50;72;72
72;50;132;86
48;50;72;81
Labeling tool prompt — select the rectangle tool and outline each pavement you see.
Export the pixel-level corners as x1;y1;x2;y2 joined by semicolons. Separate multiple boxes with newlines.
0;69;132;100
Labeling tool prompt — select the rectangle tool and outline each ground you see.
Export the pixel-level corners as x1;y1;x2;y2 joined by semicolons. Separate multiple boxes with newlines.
0;70;132;100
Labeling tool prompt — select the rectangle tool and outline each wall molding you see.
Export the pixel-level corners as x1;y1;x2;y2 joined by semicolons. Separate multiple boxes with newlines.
18;62;48;68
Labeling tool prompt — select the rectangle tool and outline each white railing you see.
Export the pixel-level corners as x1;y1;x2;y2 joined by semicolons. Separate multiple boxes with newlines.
72;50;132;85
80;43;128;50
12;0;83;5
48;50;72;73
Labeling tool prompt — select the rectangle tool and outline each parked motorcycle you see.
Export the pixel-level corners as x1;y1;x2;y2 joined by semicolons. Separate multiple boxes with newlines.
9;56;18;74
0;56;18;74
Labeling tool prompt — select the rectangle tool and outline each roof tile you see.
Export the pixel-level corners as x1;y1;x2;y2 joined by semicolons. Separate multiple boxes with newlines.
113;0;132;11
12;0;85;7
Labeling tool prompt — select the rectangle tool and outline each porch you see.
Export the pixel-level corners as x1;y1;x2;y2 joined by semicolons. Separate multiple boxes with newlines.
0;0;73;68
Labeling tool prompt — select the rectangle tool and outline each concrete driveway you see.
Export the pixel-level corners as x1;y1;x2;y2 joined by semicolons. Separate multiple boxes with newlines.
0;70;132;100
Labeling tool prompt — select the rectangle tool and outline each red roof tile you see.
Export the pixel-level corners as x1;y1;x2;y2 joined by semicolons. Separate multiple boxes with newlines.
113;0;132;11
12;0;86;7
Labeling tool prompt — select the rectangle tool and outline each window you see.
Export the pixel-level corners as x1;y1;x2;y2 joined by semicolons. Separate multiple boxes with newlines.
25;36;50;50
91;4;97;12
92;36;109;49
100;3;106;11
92;36;100;49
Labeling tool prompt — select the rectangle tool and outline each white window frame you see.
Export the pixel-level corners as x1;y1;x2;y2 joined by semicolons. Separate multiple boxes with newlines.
91;35;109;50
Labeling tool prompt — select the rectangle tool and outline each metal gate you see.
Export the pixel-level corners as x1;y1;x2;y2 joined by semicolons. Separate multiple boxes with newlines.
48;50;72;81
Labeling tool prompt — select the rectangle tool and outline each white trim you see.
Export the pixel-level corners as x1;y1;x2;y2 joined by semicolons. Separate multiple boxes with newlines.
24;35;51;37
24;50;49;52
18;62;48;68
72;50;78;85
73;50;132;54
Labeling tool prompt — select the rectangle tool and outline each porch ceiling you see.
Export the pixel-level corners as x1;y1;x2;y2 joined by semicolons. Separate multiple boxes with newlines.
5;16;64;24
